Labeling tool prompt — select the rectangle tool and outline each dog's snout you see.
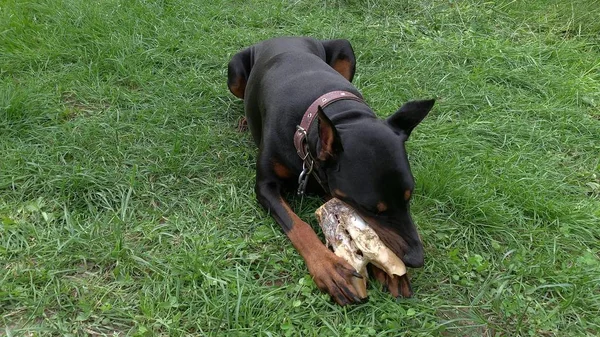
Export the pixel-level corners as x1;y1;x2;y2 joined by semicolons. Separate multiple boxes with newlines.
403;251;424;268
402;242;424;268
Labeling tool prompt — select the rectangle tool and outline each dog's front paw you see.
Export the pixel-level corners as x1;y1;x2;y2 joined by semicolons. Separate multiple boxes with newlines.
307;248;368;306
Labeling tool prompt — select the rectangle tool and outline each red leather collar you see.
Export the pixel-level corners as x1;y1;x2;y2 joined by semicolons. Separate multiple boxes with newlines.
293;90;363;160
293;90;364;195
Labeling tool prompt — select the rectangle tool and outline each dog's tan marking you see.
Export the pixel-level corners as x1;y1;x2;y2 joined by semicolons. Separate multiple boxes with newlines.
333;189;347;198
229;77;246;99
281;198;326;260
333;59;353;81
273;161;292;179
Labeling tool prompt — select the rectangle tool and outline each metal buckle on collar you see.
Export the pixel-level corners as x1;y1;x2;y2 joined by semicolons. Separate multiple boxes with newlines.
295;125;308;159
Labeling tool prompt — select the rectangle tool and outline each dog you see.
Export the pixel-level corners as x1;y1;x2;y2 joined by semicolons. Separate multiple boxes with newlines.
227;37;434;305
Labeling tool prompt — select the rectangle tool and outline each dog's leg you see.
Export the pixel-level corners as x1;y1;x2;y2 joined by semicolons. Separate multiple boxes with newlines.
254;153;366;305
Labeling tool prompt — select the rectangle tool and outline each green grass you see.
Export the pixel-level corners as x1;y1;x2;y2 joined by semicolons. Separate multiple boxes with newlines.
1;0;599;335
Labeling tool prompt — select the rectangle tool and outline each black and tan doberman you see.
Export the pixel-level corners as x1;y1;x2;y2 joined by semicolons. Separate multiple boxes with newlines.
227;37;434;305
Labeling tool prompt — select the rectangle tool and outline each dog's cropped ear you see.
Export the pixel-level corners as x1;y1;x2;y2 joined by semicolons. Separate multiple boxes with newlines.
321;39;356;82
386;99;435;139
227;47;253;99
317;106;343;161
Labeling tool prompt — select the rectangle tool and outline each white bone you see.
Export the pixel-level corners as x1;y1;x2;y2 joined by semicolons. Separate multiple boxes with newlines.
315;198;406;298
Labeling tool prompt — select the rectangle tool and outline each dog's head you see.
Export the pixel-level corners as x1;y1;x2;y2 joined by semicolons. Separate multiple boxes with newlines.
315;99;435;267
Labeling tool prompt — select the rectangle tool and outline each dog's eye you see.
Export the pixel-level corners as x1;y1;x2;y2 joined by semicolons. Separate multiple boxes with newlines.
362;205;380;215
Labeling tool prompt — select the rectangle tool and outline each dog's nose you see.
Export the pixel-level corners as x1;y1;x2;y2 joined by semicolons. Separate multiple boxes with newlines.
402;244;424;268
403;251;424;268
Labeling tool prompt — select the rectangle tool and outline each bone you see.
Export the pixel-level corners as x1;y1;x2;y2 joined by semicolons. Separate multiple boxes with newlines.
315;198;407;298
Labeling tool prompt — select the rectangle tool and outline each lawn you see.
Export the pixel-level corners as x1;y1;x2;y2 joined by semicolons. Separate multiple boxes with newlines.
1;0;599;336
